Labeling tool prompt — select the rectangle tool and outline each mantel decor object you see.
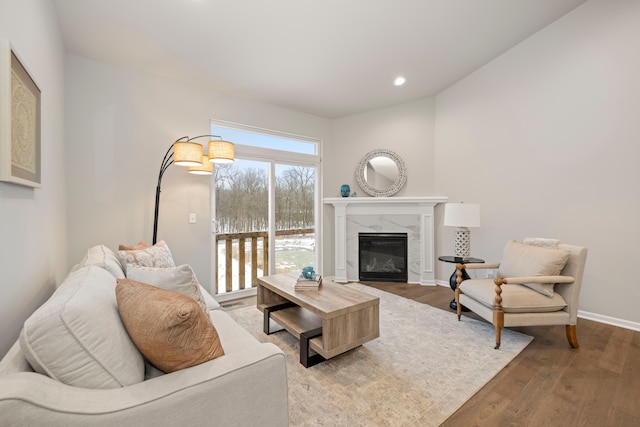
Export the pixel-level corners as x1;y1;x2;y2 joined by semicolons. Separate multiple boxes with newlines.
340;184;350;197
355;148;407;197
0;40;41;188
153;134;234;244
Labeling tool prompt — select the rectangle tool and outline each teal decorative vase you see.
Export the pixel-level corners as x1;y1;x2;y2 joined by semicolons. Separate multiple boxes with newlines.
341;184;350;197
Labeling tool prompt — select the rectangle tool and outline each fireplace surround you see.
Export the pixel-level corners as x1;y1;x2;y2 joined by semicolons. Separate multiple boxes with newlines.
324;197;448;284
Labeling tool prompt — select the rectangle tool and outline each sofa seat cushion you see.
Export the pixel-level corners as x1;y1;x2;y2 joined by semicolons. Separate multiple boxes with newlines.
116;279;225;373
460;278;568;313
143;309;260;380
497;240;570;297
19;266;145;388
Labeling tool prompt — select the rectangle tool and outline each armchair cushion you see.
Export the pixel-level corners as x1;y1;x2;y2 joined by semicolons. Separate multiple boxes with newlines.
497;240;570;297
460;278;568;313
115;279;225;373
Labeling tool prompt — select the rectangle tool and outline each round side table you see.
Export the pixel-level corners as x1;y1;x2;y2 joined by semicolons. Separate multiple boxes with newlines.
438;256;484;311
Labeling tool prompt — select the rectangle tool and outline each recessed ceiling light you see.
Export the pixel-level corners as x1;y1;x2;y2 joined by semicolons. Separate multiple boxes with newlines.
394;76;406;86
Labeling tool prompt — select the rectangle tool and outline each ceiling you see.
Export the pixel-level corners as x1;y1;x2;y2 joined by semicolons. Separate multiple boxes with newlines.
52;0;587;119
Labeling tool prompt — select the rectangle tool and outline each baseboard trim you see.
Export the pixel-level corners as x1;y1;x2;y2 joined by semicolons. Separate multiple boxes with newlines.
578;310;640;332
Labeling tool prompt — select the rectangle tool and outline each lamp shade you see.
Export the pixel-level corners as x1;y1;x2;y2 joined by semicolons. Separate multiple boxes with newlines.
188;155;213;175
208;140;234;164
444;203;481;228
173;141;204;166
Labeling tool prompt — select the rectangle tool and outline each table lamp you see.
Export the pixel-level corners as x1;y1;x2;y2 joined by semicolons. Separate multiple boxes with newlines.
443;202;481;259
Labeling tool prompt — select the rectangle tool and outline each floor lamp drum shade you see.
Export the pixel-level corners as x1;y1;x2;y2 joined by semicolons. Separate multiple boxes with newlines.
209;140;234;164
444;203;481;258
172;142;204;166
188;155;213;175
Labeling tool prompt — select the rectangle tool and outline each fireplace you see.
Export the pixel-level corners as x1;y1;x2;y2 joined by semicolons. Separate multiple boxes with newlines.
359;233;408;282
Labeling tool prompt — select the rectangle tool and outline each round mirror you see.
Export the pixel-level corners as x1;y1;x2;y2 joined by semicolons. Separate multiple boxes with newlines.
355;149;407;197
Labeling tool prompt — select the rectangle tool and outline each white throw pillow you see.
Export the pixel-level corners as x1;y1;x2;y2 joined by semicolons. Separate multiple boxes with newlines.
78;244;125;279
126;264;209;315
19;266;144;388
497;240;570;297
117;240;175;274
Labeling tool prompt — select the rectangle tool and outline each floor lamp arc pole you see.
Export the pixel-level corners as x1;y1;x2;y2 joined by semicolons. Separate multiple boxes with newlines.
153;141;182;245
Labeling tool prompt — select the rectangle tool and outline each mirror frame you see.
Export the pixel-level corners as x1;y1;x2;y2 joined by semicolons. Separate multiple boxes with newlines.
355;148;407;197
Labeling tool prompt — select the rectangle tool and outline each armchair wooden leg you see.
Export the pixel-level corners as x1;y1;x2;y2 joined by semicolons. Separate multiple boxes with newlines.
494;326;501;350
566;324;579;349
455;288;462;320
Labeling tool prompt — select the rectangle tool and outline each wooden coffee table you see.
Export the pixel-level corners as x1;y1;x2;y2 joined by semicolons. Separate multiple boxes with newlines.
257;272;380;367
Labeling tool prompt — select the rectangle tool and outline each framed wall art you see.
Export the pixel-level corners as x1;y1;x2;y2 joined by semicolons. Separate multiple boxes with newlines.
0;39;41;188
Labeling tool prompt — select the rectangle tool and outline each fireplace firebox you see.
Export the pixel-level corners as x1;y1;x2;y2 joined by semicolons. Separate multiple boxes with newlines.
358;233;408;282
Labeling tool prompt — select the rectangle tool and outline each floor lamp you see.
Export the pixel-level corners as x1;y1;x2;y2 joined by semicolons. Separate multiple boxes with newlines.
153;135;234;244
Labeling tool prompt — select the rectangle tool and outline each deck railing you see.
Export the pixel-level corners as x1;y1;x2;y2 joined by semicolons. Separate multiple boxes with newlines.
215;228;314;294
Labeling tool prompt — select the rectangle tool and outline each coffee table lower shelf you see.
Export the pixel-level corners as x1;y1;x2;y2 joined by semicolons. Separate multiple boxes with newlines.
260;302;326;368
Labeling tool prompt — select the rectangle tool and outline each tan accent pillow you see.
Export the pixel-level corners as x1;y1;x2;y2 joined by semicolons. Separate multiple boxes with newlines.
117;240;175;274
126;264;208;315
497;240;570;297
118;241;150;251
115;279;225;373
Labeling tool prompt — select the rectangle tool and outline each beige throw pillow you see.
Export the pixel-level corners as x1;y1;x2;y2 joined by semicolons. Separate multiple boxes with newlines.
497;240;570;297
19;266;144;388
115;279;225;373
126;264;209;315
117;240;175;273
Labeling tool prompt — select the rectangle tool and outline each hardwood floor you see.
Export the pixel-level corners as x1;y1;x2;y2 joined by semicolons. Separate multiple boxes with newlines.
362;281;640;426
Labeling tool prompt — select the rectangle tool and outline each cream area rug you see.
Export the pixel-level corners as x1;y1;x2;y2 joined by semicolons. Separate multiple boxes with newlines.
225;284;532;427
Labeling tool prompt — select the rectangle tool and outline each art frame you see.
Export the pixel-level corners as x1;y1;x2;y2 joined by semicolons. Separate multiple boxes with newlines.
0;39;41;188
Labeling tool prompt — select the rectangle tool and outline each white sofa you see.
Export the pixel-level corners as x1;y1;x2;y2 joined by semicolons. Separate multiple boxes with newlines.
0;244;288;426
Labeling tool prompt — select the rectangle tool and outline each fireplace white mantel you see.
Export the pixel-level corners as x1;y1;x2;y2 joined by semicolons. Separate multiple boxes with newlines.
324;196;448;284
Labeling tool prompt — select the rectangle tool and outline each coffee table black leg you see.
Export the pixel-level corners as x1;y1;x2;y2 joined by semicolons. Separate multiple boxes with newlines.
263;302;296;334
300;327;325;368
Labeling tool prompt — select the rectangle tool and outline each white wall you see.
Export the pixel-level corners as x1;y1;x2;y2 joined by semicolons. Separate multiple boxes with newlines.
323;98;438;277
434;0;640;326
64;55;331;294
0;0;67;356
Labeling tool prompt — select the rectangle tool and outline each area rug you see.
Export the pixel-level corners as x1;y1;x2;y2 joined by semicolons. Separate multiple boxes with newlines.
225;284;532;427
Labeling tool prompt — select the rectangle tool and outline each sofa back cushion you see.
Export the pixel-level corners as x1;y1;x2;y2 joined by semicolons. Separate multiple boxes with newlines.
19;266;144;388
78;244;125;279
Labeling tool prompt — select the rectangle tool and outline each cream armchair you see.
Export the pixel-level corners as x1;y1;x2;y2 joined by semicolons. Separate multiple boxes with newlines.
454;240;588;349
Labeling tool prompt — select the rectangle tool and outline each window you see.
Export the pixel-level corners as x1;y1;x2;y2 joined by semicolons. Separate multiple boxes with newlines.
211;120;321;296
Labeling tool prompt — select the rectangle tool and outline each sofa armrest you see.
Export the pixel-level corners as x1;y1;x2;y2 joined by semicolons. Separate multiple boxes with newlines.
0;343;287;427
